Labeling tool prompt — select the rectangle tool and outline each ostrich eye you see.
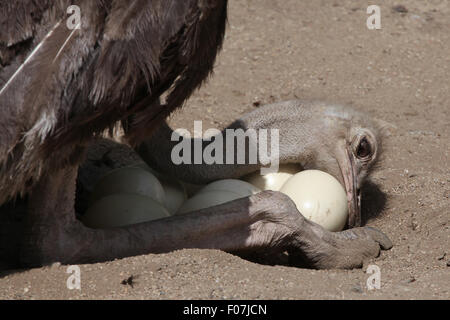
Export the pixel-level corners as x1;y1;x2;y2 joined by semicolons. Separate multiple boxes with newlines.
356;137;372;159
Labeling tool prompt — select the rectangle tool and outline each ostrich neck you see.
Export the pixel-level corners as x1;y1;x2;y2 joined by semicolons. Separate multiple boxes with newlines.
136;109;314;184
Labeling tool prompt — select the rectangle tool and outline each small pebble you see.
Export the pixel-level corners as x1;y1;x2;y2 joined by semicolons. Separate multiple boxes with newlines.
351;284;363;293
253;100;261;107
393;5;408;13
403;277;416;284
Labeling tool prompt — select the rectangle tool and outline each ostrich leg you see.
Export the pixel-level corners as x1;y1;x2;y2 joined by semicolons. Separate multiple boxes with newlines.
20;165;391;269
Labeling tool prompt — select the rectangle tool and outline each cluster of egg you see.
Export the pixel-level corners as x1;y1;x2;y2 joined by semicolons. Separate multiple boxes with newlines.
83;164;349;231
82;164;185;228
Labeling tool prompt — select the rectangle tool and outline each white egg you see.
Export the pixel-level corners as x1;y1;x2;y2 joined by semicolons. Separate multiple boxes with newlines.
279;170;348;232
177;179;260;215
89;167;165;205
131;162;155;173
243;164;303;191
180;181;206;198
82;194;171;228
159;178;187;215
176;190;249;215
130;163;187;214
198;179;261;196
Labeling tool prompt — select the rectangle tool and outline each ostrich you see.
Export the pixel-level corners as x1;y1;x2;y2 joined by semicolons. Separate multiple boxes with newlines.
0;0;391;269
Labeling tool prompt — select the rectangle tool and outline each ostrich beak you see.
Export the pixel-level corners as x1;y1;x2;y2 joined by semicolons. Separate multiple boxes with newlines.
336;142;361;228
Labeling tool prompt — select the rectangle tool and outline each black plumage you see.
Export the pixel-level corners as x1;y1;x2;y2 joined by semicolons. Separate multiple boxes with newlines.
0;0;228;203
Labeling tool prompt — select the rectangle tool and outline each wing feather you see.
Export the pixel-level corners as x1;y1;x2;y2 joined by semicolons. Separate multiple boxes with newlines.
0;0;228;203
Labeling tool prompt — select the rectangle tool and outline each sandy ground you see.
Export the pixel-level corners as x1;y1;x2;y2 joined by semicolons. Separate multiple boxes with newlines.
0;0;449;299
